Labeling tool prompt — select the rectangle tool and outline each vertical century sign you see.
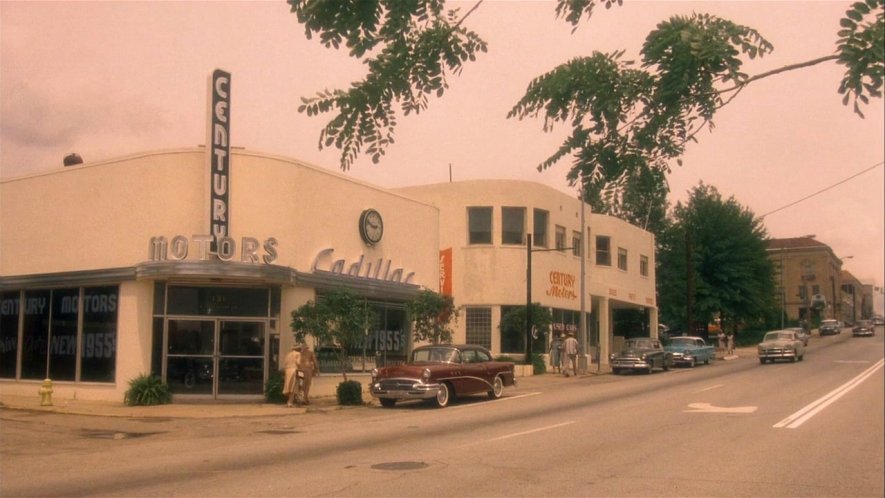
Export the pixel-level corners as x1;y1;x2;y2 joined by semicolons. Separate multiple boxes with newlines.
208;69;231;253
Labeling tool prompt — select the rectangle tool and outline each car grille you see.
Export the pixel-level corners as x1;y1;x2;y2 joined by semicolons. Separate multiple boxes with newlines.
378;379;420;391
760;348;788;354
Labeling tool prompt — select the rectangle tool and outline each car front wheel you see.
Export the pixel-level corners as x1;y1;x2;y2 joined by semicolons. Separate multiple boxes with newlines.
379;398;396;408
434;382;451;408
488;376;504;400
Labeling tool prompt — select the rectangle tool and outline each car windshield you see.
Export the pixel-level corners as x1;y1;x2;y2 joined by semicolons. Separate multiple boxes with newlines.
625;339;654;349
764;332;791;341
821;320;837;326
411;347;460;364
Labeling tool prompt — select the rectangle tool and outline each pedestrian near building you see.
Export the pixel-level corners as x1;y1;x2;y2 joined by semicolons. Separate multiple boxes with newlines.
281;345;301;408
563;331;579;377
297;344;320;405
549;332;563;374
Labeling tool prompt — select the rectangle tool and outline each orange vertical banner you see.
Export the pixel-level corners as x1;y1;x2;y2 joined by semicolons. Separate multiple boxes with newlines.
439;248;453;296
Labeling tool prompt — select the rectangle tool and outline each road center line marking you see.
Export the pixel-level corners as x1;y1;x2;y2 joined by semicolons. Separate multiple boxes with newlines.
694;384;724;393
489;421;575;441
774;358;885;429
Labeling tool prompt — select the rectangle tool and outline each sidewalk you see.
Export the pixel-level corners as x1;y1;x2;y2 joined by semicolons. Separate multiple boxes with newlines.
0;352;754;419
0;370;604;419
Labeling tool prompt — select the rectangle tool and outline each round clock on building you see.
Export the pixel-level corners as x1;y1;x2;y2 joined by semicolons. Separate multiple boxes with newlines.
359;209;384;245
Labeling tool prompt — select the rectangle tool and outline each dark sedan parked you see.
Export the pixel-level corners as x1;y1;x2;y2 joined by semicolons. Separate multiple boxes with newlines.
370;344;516;408
610;338;673;374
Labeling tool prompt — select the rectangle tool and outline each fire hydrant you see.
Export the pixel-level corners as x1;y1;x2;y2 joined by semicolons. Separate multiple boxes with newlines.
38;378;53;406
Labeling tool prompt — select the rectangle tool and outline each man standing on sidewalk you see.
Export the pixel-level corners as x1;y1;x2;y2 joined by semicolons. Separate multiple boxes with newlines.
563;331;579;377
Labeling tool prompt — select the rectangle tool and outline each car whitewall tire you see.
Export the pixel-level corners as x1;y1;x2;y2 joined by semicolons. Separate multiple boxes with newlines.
488;376;504;400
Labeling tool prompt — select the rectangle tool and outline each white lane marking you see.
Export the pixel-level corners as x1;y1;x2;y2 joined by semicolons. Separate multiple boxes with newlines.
694;384;724;393
774;358;885;429
834;360;872;364
684;402;757;413
489;421;575;441
448;391;541;410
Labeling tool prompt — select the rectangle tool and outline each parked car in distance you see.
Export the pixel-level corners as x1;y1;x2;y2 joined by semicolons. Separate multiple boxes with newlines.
852;320;875;337
665;336;716;367
787;327;810;346
370;344;515;408
819;319;841;336
872;315;884;327
610;338;673;374
758;330;806;364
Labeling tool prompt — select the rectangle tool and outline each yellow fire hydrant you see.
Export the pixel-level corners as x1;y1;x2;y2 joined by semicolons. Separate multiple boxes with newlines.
38;378;53;406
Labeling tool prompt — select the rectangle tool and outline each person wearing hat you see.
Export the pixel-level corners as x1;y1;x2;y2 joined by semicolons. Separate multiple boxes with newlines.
281;344;302;407
562;331;579;377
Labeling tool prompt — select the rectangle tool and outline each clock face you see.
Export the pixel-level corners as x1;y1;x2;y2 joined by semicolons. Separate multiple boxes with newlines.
360;209;383;245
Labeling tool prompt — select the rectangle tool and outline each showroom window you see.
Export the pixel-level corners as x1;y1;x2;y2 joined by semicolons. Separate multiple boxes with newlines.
596;235;611;266
465;307;492;350
7;286;118;382
499;305;525;354
533;209;549;248
618;247;628;271
501;207;526;245
468;207;493;244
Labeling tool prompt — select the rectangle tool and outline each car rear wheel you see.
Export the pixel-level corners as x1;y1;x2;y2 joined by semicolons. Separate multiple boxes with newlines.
488;376;504;400
434;382;451;408
379;398;396;408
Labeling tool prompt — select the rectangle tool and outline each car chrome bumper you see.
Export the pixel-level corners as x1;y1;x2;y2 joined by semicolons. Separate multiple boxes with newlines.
670;354;695;365
370;379;441;400
610;359;652;369
758;351;797;360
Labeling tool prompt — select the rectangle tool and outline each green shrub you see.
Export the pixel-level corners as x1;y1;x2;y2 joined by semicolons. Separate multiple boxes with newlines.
532;353;547;375
265;371;286;404
495;355;516;362
124;374;171;406
336;380;363;405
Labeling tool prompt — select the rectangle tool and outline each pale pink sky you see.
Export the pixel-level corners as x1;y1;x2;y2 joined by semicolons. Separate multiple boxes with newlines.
1;1;883;298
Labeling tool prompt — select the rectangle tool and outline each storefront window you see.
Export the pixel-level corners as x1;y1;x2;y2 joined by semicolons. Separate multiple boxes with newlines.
0;291;20;378
49;288;79;381
500;305;525;355
21;290;50;380
166;286;270;317
79;286;118;382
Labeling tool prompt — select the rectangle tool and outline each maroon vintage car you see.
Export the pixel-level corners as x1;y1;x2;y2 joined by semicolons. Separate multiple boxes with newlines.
370;344;516;408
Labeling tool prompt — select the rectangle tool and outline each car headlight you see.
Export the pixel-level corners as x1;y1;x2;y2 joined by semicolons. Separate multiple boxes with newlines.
371;368;378;381
609;354;616;361
640;353;648;360
422;368;431;381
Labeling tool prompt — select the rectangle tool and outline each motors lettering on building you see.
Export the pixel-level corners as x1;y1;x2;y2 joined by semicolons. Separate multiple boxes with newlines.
149;235;278;264
311;248;415;284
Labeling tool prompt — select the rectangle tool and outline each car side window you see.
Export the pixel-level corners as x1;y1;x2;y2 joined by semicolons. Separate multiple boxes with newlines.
476;350;491;362
461;350;476;363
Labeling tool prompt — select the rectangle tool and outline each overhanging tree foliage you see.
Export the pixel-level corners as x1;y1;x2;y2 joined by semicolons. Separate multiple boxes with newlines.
407;289;458;344
656;183;777;335
290;288;376;382
290;0;883;220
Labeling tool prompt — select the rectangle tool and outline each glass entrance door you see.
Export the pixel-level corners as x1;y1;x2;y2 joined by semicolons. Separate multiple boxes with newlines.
165;319;266;398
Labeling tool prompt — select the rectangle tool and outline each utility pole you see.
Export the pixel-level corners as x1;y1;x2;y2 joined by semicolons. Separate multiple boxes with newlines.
525;234;533;364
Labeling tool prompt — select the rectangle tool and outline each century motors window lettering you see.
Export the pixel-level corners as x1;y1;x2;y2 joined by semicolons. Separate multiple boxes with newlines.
7;286;118;383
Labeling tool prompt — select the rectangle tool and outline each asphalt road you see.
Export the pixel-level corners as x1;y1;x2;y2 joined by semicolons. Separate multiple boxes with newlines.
2;329;882;497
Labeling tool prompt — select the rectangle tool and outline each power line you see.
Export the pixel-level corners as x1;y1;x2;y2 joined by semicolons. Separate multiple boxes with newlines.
759;161;884;219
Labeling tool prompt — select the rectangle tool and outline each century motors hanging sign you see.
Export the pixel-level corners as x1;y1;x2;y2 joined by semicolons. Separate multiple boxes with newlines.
208;69;231;252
